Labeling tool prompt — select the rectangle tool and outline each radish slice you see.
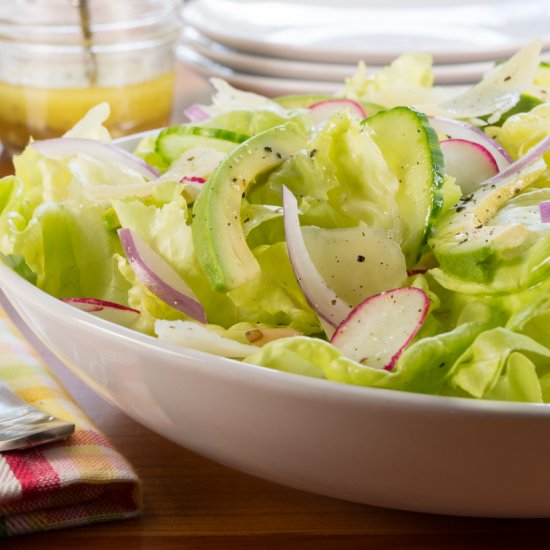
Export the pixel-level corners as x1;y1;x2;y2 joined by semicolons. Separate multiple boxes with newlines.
61;298;140;328
429;116;512;170
282;185;352;328
118;228;206;323
31;138;160;179
180;176;207;201
330;287;430;371
440;139;499;195
181;176;206;184
539;201;550;223
183;103;211;123
308;98;367;124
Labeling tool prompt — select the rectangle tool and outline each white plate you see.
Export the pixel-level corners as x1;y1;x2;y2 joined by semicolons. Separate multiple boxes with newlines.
177;45;341;96
182;0;550;65
2;133;550;518
183;27;360;83
183;27;550;86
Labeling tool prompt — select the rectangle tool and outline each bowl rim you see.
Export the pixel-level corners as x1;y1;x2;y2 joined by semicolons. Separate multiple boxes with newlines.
1;253;550;419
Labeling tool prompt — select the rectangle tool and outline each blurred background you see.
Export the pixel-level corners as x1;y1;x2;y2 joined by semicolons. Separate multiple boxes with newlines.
178;0;550;95
0;0;549;152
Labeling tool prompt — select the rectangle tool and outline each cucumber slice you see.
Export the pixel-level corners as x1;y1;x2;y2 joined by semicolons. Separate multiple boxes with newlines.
363;106;444;267
155;125;250;163
192;123;307;292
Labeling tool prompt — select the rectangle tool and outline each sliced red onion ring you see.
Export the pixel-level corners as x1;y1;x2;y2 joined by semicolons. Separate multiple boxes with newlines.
482;134;550;188
440;139;499;195
61;297;140;328
429;116;512;170
471;136;550;226
308;98;367;124
183;103;211;123
330;287;429;371
540;201;550;223
282;185;352;328
31;138;160;179
118;228;206;323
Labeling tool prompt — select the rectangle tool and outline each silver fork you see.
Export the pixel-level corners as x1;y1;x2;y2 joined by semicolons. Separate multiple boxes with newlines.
0;381;75;451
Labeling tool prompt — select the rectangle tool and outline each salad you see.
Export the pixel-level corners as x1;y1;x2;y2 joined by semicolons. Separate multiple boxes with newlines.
2;40;550;404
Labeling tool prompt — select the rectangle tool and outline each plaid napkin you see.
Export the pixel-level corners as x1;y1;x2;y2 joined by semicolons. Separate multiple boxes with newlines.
0;306;142;536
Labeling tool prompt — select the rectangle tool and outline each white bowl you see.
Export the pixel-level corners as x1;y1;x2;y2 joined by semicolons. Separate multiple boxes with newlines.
3;253;550;517
2;136;550;518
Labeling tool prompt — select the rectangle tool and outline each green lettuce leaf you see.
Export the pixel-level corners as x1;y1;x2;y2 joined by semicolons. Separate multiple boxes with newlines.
227;242;321;334
444;328;550;400
484;352;542;403
13;200;129;303
343;54;450;108
111;192;241;332
201;109;310;137
263;112;401;236
246;313;493;396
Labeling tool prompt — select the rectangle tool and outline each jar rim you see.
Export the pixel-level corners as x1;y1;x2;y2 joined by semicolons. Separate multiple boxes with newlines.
0;1;182;46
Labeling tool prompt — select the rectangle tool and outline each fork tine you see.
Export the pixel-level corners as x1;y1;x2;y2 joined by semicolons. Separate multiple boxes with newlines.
0;416;75;451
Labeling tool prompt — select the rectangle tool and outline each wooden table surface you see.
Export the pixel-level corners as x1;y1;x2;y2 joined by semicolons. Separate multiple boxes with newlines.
4;64;550;550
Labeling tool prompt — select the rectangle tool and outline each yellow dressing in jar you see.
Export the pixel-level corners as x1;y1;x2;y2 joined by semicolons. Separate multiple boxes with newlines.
0;73;175;151
0;0;181;152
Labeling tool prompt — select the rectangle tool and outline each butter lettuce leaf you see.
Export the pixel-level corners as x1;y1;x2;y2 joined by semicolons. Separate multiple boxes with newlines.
246;315;493;396
444;328;550;400
263;113;402;237
13;200;129;303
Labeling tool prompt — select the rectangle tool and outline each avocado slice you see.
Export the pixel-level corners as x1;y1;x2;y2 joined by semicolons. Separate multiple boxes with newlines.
430;157;546;283
192;122;307;292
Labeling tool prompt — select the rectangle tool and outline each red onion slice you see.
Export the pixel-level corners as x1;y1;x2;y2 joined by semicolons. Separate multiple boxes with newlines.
61;297;140;328
282;185;352;328
540;201;550;223
118;228;206;323
482;134;550;188
430;116;512;170
183;103;211;123
31;138;160;179
330;287;429;371
469;137;549;226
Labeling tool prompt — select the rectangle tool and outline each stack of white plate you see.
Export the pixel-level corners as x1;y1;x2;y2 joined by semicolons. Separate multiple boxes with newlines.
180;0;550;97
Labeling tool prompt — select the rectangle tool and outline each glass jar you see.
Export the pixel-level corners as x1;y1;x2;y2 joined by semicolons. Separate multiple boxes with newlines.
0;0;182;152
